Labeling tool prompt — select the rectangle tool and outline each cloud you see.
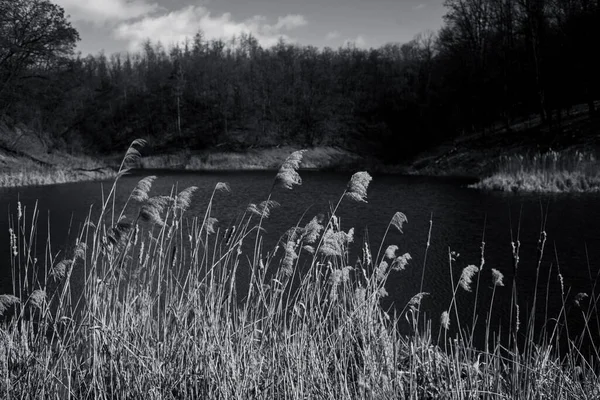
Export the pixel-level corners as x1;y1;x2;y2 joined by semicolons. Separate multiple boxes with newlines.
53;0;159;23
271;15;308;31
325;31;340;41
113;6;308;51
413;3;426;10
343;35;367;48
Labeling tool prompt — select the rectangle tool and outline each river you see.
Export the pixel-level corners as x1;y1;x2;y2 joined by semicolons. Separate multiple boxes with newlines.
1;170;599;352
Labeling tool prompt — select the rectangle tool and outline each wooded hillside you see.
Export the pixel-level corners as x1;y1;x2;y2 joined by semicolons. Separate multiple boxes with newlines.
1;0;599;162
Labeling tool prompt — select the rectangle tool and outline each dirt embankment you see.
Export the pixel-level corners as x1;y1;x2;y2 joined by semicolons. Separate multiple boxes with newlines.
0;122;116;187
403;104;600;178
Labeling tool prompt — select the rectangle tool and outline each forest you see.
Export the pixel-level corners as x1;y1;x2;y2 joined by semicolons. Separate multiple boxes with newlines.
1;0;599;163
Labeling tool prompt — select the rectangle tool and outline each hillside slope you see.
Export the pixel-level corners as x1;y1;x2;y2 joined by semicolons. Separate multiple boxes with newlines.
404;104;600;177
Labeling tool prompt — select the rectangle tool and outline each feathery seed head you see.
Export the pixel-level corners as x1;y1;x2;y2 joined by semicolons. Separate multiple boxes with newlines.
391;212;407;233
0;294;20;316
285;227;302;242
491;268;504;287
558;273;565;297
205;217;218;235
459;265;479;292
122;148;142;169
354;287;366;304
215;182;231;193
376;261;389;282
363;242;372;266
28;290;46;309
392;253;412;271
345;171;372;203
281;240;298;276
407;292;429;312
132;176;156;202
248;199;280;218
346;227;354;244
384;245;398;260
303;216;324;244
74;242;87;260
176;186;198;212
341;266;352;282
319;228;353;257
275;150;306;189
441;311;450;330
140;195;172;226
51;260;72;281
302;245;315;254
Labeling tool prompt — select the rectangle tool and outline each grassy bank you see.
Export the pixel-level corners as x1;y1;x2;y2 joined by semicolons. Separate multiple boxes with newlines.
0;166;115;188
471;150;600;193
139;146;367;172
0;145;115;188
1;141;599;399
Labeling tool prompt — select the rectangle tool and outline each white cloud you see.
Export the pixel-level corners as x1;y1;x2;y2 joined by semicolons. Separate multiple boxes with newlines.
413;4;426;10
343;35;367;48
325;31;340;41
54;0;159;23
271;15;308;31
113;6;308;51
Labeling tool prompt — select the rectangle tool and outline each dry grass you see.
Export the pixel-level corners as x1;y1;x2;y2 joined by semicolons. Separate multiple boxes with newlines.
139;146;363;171
0;144;115;188
472;150;600;192
0;167;115;188
0;141;599;399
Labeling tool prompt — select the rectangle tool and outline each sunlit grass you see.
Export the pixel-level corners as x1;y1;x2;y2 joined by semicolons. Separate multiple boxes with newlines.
0;167;115;188
472;150;600;192
1;141;599;399
0;149;115;188
139;146;363;171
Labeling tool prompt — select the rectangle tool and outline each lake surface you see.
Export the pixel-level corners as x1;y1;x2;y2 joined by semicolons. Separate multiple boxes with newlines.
1;170;599;351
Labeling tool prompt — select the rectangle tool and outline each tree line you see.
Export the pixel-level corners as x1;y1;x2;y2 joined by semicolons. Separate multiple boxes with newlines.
1;0;599;161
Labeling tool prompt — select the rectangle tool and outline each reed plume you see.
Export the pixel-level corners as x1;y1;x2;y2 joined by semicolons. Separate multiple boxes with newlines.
407;292;429;313
303;215;324;244
345;171;372;203
28;290;46;310
391;212;408;233
384;245;398;260
140;195;172;226
275;150;306;189
248;200;280;218
175;186;198;212
50;259;72;281
459;265;479;292
132;176;157;202
0;294;19;316
391;253;411;271
491;268;504;287
441;311;450;330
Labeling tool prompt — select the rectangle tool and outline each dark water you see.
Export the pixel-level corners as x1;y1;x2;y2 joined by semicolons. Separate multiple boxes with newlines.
1;170;599;351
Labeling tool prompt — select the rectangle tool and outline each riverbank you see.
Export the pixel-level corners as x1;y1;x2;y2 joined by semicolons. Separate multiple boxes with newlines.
0;122;116;188
0;134;383;187
136;145;371;172
404;104;600;192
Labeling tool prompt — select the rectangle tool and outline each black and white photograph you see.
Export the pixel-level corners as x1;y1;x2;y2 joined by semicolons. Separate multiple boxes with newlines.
1;0;600;398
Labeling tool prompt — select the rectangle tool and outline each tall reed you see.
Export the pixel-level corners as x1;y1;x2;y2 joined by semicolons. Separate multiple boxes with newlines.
0;141;598;399
473;149;600;192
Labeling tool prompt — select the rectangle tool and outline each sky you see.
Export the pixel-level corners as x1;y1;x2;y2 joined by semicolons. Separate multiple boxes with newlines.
52;0;448;55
